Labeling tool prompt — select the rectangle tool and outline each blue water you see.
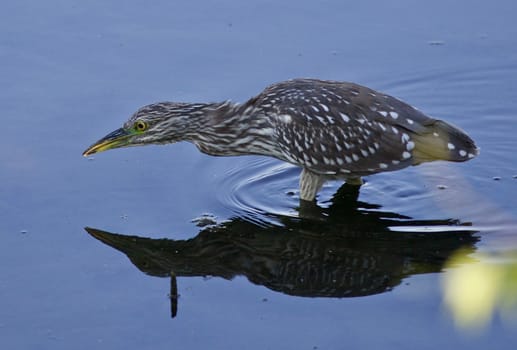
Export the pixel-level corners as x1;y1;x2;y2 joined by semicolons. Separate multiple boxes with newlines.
1;0;516;349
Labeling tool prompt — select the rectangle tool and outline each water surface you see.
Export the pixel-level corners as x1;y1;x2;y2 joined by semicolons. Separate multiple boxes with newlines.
1;0;517;349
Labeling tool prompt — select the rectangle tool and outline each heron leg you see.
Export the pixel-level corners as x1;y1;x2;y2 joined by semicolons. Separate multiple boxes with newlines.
299;168;326;202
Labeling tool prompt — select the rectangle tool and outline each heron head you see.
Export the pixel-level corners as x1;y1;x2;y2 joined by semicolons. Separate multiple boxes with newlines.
82;102;208;156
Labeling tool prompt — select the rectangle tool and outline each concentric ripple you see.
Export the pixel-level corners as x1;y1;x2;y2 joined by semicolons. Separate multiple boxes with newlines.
213;156;427;226
216;157;301;223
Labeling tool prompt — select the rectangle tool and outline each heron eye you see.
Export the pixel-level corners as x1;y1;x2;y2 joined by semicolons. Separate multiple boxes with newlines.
134;120;148;132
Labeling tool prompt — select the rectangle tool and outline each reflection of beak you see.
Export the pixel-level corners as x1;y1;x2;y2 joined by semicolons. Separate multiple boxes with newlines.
83;128;131;156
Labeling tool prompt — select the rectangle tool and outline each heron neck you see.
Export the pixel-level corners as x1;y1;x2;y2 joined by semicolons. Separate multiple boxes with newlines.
186;101;280;157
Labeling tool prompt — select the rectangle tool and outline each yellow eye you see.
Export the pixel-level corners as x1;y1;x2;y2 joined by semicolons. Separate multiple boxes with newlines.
134;120;148;132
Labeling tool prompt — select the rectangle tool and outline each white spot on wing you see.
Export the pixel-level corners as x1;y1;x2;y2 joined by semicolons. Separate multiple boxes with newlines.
447;142;455;150
316;116;326;124
379;163;388;169
402;151;411;159
339;112;350;122
319;103;329;112
379;111;388;117
390;111;399;119
459;150;467;157
406;141;415;151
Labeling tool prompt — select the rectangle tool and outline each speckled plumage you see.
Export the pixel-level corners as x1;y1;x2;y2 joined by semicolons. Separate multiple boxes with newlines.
84;78;479;201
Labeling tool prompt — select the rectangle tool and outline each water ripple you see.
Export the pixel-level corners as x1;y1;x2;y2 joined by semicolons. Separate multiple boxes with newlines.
216;157;300;223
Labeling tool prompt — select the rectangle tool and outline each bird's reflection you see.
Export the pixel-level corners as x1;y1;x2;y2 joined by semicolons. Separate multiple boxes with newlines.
85;185;479;318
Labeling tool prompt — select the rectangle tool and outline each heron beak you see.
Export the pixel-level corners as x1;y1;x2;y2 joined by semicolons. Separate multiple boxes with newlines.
83;128;132;156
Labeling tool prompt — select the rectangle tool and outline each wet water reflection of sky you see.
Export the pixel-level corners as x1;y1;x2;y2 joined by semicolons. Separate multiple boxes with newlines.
1;0;517;349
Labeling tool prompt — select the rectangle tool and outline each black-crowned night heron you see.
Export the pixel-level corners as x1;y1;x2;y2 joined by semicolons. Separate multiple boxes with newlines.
83;79;479;201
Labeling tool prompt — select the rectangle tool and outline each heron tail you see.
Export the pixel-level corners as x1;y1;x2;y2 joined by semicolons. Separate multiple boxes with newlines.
412;120;479;164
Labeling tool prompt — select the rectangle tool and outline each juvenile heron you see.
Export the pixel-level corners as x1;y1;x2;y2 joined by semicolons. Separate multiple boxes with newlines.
83;79;479;201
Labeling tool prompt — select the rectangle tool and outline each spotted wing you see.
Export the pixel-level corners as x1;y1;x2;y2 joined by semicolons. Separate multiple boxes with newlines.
251;78;436;176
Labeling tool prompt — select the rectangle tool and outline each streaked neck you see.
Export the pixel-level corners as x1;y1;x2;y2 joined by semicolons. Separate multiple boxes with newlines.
187;101;281;157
